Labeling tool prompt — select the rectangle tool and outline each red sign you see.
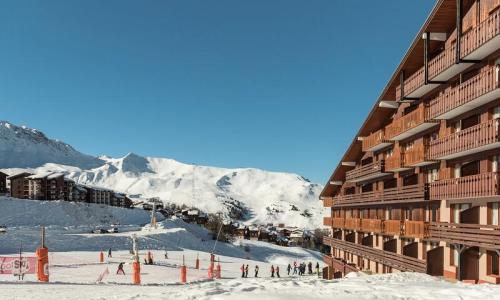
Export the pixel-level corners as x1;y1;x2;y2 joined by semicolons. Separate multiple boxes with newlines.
0;257;37;275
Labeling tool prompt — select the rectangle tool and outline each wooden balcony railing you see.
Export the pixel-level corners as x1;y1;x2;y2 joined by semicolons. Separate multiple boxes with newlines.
429;119;500;159
384;152;404;172
344;218;361;231
345;160;385;182
404;139;432;166
428;43;457;80
429;64;499;119
403;221;427;239
383;220;402;236
361;219;383;234
362;129;391;152
461;8;500;58
396;68;424;100
429;172;500;200
332;217;345;229
427;222;500;250
323;255;358;274
323;217;333;227
323;197;334;207
334;184;428;206
323;236;427;273
385;105;434;140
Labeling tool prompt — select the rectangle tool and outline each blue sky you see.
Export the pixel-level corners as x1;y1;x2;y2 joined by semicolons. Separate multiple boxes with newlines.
0;0;435;183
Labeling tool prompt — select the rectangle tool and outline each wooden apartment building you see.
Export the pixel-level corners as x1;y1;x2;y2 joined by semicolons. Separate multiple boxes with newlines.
321;0;500;284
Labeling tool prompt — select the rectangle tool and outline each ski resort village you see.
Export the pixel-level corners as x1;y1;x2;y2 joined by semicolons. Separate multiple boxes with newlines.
3;0;500;299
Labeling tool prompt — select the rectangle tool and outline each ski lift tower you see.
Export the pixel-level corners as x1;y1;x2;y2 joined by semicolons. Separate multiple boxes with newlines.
149;198;159;229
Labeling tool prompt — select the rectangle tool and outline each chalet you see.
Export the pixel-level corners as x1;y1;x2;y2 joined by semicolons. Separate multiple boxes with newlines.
7;172;32;199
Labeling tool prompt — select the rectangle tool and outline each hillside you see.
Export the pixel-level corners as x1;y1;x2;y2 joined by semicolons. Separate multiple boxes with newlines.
0;121;323;228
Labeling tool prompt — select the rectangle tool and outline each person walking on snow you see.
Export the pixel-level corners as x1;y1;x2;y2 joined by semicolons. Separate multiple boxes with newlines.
308;262;313;275
116;262;125;275
245;264;249;278
276;266;280;278
164;250;168;259
287;263;292;276
270;265;275;278
293;262;298;275
240;264;245;278
254;265;259;277
315;262;320;278
108;248;112;258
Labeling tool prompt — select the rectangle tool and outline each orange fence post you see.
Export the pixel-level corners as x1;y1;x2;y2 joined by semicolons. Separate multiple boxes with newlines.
99;251;104;263
216;259;221;279
208;262;214;279
132;261;141;285
180;255;187;284
36;226;49;282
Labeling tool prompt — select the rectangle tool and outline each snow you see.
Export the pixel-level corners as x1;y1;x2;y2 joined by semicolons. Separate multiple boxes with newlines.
0;121;323;229
1;198;500;299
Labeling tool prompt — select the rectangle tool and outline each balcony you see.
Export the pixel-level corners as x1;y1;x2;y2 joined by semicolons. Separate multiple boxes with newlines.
404;139;434;167
345;160;390;183
396;68;440;100
332;217;345;229
344;218;361;231
429;119;500;160
429;65;500;120
323;217;333;227
427;222;500;250
361;129;392;152
428;43;474;82
361;219;383;234
323;197;334;207
429;172;500;200
402;221;427;239
334;184;428;207
461;8;500;61
385;105;439;141
323;237;427;273
385;151;411;172
383;220;402;236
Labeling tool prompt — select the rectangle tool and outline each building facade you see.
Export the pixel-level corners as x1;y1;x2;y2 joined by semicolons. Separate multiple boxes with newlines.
321;0;500;284
7;172;32;199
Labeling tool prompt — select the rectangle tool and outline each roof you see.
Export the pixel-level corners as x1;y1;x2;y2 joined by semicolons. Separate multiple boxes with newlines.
320;0;475;197
7;172;33;180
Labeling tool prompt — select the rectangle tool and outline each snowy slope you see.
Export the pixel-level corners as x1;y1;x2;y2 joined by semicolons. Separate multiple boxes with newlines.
0;121;323;228
0;121;103;169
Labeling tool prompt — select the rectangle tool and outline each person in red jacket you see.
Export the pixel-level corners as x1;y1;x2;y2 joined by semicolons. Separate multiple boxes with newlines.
270;265;275;278
240;264;245;278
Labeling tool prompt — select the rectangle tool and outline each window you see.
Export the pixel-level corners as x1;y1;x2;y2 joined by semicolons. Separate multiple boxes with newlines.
488;251;499;276
493;106;500;119
427;168;439;183
461;161;480;177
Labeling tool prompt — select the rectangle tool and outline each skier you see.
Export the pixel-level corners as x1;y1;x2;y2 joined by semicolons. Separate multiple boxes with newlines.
276;266;280;278
254;265;259;277
245;264;249;278
293;262;298;275
116;262;125;275
308;262;313;275
270;265;275;278
108;248;112;258
240;264;245;278
287;263;292;276
315;262;320;278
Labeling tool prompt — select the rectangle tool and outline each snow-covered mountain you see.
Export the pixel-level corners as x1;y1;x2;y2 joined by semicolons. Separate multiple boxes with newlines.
0;121;323;229
0;121;103;169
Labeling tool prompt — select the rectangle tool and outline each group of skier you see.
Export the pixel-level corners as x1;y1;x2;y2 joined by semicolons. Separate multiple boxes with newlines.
240;261;321;278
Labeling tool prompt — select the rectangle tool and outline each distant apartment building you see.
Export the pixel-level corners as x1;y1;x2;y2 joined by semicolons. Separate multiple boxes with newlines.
26;172;74;201
0;171;8;194
7;172;32;199
86;187;112;205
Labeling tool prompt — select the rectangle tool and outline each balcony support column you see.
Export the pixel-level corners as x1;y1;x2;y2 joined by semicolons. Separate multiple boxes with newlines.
399;70;419;102
454;244;467;281
455;0;480;64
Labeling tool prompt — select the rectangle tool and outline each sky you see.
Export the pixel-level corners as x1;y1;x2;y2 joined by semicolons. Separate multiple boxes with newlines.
0;0;436;184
